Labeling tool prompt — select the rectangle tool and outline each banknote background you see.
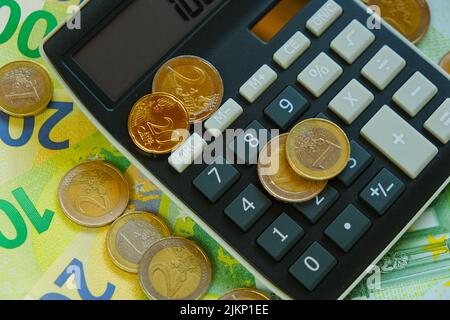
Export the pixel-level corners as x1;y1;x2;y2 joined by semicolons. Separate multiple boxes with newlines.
0;0;448;300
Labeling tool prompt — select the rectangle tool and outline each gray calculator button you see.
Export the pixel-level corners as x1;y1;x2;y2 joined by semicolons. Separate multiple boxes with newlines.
293;186;339;223
393;72;438;117
424;98;450;144
264;86;309;131
193;157;240;203
331;20;375;64
338;141;373;186
360;169;405;215
362;45;406;90
257;213;304;261
240;65;278;103
325;205;371;252
205;99;243;137
306;0;343;37
289;242;337;291
224;184;272;232
298;53;343;98
361;106;438;179
229;120;271;165
329;79;374;124
273;32;311;69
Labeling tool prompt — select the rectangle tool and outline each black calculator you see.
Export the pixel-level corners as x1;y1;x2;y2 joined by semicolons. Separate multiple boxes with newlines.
41;0;450;299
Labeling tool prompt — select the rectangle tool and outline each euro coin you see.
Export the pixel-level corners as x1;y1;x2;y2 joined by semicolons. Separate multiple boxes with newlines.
364;0;430;44
440;51;450;74
152;55;224;123
139;237;212;300
286;119;351;181
58;161;129;228
128;93;190;155
219;288;271;301
0;61;53;117
106;212;171;273
258;134;327;203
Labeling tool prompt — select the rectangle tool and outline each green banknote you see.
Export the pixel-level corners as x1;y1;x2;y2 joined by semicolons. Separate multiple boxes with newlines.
0;0;449;300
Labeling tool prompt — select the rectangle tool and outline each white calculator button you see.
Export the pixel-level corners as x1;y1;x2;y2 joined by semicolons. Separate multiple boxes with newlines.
168;133;207;174
240;64;278;103
393;72;438;117
329;79;374;124
331;20;375;64
424;98;450;144
273;31;311;69
361;106;438;179
306;0;343;37
204;98;243;137
362;45;406;90
297;52;343;98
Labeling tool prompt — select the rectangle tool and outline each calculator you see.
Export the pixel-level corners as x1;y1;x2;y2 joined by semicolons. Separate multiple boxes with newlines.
41;0;450;299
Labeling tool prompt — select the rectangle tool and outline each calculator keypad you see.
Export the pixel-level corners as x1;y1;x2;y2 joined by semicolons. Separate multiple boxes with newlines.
329;79;374;124
193;157;240;203
297;52;343;97
264;86;309;131
224;184;272;232
361;106;438;179
393;72;438;117
362;45;406;90
331;20;375;64
257;213;304;261
289;242;337;291
360;169;406;215
240;64;277;103
306;0;343;37
424;98;450;144
273;32;311;70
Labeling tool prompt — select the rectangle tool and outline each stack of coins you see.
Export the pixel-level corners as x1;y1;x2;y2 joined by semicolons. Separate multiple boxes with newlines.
128;55;224;155
0;61;53;117
258;119;351;203
58;160;269;300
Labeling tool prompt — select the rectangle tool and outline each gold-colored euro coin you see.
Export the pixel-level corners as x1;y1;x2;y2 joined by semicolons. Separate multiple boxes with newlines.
139;237;212;300
58;161;129;228
128;93;190;155
364;0;430;44
286;119;351;181
0;61;53;117
152;55;224;123
440;51;450;74
219;288;271;301
258;134;327;203
106;212;171;273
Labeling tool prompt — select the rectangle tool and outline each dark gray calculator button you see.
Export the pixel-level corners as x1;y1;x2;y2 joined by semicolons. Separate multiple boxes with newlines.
224;184;272;232
229;120;271;165
289;242;337;291
360;169;405;215
257;213;304;261
338;141;373;186
293;186;339;223
264;87;309;131
193;157;240;203
325;205;371;252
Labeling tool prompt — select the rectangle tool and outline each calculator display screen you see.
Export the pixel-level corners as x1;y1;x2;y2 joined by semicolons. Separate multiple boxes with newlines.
74;0;223;101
